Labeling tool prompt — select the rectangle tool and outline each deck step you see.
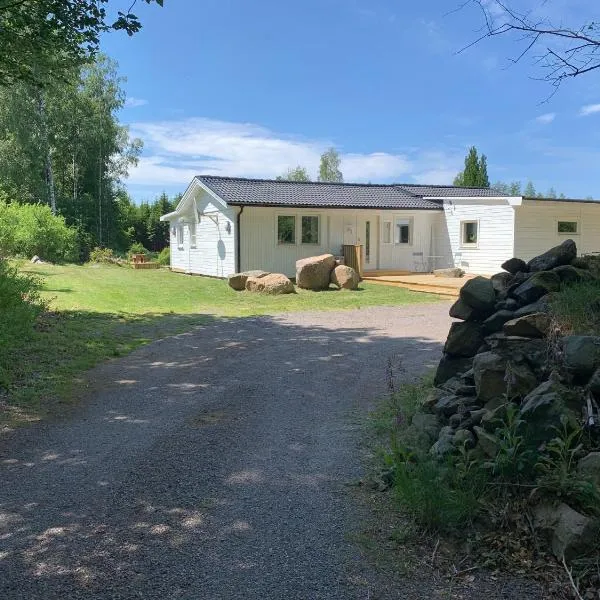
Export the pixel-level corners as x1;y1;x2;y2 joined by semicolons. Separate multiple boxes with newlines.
364;277;461;297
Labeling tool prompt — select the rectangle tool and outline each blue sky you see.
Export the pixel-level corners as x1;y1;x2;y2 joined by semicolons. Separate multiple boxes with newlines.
102;0;600;201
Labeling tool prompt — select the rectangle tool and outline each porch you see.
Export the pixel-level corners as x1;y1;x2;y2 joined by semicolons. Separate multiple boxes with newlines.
362;271;475;297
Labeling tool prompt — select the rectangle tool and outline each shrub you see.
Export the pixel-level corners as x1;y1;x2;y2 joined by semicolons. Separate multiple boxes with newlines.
0;259;46;387
128;242;149;258
89;247;120;265
0;200;79;262
157;247;170;266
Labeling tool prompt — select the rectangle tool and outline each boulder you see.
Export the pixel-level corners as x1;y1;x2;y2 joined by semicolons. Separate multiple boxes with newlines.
473;352;507;404
453;429;475;449
527;239;577;272
245;273;295;295
578;452;600;487
473;426;499;458
228;270;270;291
551;504;599;561
434;394;465;418
444;322;485;357
430;426;455;457
552;264;594;285
30;255;41;264
513;296;550;319
433;267;464;278
449;298;476;321
562;335;600;379
434;354;474;386
483;310;517;334
504;361;538;400
570;257;590;270
520;379;581;445
502;257;529;274
460;276;496;312
296;254;336;290
512;271;560;305
331;265;360;290
411;413;442;444
503;313;551;338
495;298;519;312
491;272;514;297
485;333;548;376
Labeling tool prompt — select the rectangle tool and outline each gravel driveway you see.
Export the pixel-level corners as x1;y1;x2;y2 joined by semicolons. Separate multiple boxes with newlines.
0;303;540;599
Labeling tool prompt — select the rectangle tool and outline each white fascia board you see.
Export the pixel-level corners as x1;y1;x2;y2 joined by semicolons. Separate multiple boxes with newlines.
159;211;179;222
193;178;230;211
160;177;230;222
425;196;523;206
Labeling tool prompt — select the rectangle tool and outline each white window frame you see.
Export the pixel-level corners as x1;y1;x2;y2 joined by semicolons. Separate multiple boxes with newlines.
394;217;413;246
300;214;320;245
176;224;184;249
557;219;579;236
460;220;479;248
276;214;297;245
382;220;392;245
189;222;197;248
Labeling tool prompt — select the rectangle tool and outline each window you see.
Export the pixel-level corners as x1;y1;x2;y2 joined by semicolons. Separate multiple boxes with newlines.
301;215;320;244
277;215;296;244
395;218;411;244
461;220;478;246
176;225;184;249
558;221;578;235
189;222;197;248
382;221;392;244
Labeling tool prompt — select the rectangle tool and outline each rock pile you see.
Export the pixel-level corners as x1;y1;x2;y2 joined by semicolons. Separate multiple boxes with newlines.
416;239;600;559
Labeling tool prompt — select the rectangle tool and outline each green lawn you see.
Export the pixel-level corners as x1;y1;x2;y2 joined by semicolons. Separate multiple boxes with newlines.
2;264;440;429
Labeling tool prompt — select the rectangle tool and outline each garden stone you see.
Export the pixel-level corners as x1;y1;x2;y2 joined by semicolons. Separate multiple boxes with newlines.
578;452;600;487
570;257;590;270
434;354;474;386
422;388;446;413
430;426;455;457
491;272;514;295
473;426;499;458
460;408;487;429
512;271;560;305
527;239;577;272
330;265;360;290
461;369;475;384
505;361;538;399
551;504;599;561
245;273;295;295
444;322;485;357
473;352;506;404
434;394;463;418
449;298;476;321
228;270;270;291
485;334;547;372
501;257;529;274
296;254;336;290
520;380;581;445
460;276;496;312
562;335;600;379
503;313;551;338
513;296;550;318
483;310;517;333
552;264;594;285
495;298;519;312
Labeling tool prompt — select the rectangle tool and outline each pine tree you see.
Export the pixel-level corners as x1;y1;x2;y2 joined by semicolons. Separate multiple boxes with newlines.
454;147;489;187
478;154;489;187
524;181;536;197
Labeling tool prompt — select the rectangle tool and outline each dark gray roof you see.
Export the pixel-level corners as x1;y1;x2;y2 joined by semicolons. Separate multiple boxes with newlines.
397;184;509;198
523;196;600;204
196;175;509;210
198;176;442;210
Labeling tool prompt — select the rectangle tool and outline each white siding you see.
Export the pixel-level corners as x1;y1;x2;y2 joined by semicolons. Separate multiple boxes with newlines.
169;189;236;276
514;201;600;260
437;199;516;274
239;207;441;276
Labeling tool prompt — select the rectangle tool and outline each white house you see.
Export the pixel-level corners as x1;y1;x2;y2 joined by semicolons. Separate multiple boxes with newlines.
160;175;600;277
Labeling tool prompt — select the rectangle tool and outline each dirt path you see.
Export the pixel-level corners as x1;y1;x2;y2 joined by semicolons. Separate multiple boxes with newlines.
0;303;540;599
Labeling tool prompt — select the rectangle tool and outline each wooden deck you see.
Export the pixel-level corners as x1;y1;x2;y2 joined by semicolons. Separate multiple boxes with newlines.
363;271;475;297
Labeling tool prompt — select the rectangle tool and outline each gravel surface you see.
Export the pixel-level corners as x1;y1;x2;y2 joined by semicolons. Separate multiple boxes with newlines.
0;303;542;599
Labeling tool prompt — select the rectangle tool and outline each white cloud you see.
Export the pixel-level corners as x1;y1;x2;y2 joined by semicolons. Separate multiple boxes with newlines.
125;97;149;108
535;112;556;124
125;117;464;191
580;104;600;116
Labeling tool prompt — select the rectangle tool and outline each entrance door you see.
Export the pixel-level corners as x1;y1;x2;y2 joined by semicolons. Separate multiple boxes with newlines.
357;216;378;271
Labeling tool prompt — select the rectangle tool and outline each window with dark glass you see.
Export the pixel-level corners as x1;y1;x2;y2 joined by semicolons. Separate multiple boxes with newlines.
301;216;319;244
277;215;296;244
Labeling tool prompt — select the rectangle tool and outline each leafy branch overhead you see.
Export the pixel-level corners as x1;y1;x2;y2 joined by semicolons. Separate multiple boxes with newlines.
0;0;163;86
459;0;600;88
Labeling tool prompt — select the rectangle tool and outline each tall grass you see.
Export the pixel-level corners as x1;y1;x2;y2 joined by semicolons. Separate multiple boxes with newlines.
549;280;600;335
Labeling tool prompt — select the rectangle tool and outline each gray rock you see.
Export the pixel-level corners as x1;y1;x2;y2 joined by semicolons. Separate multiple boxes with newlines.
444;322;485;357
512;271;561;305
411;413;441;444
504;361;538;399
491;271;514;296
483;310;517;333
460;276;496;312
527;239;577;272
473;426;499;458
434;267;465;278
434;354;474;386
246;273;295;295
578;452;600;487
330;265;360;290
296;254;336;290
513;296;550;318
551;504;599;561
430;426;455;457
485;333;548;376
503;313;551;338
502;257;529;274
422;388;446;413
520;380;581;445
563;335;600;379
453;429;475;449
228;270;270;291
495;298;519;312
473;352;507;404
434;394;463;418
449;298;476;321
570;257;590;270
552;264;594;285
